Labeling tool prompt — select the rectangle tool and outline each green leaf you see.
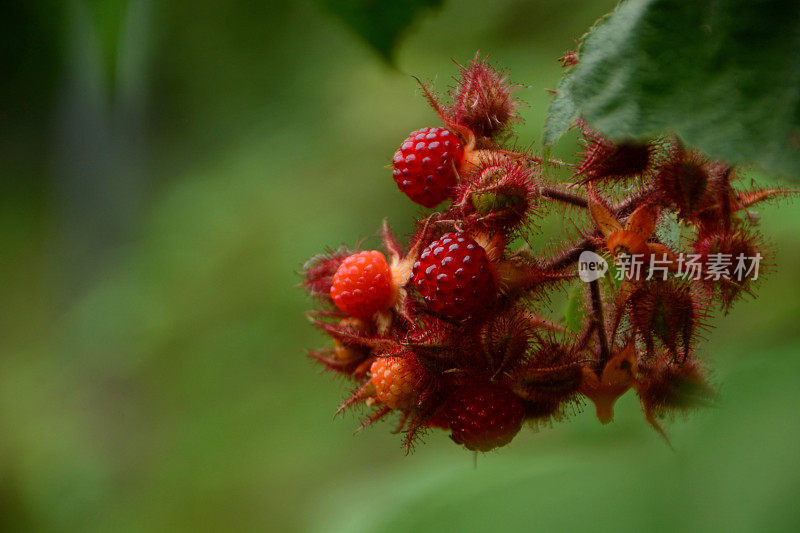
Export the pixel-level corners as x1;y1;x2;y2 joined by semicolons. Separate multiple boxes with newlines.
313;0;443;63
542;74;579;145
544;0;800;178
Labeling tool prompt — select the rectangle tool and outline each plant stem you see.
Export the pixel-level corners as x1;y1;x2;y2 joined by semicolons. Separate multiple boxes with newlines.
539;186;588;208
573;321;596;352
612;186;657;218
588;279;611;367
544;238;596;271
529;155;572;167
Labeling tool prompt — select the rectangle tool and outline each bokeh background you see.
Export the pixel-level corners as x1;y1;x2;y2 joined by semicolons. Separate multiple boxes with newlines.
3;1;800;531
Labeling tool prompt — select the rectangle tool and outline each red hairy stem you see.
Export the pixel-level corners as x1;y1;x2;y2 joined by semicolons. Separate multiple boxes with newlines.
544;238;596;271
335;379;374;418
523;312;568;333
539;186;589;208
612;186;658;218
573;321;597;352
588;279;611;367
718;166;734;231
355;406;393;434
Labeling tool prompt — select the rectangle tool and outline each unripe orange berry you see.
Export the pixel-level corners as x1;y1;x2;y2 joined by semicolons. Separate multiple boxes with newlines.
370;357;419;410
330;251;394;319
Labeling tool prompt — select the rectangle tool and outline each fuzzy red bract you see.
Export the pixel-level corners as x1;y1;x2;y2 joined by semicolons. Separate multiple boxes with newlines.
578;127;650;183
298;53;792;453
636;353;714;435
693;230;766;309
446;55;522;140
656;148;719;219
301;246;354;303
454;158;541;232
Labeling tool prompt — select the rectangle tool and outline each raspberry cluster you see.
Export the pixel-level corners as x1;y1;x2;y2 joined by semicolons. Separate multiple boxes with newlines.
300;53;794;452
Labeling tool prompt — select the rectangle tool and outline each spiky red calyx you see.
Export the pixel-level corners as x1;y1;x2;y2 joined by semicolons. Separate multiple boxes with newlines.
330;251;394;319
412;232;497;319
693;230;765;309
628;281;703;359
636;355;714;420
635;353;715;439
656;149;720;219
577;127;681;187
444;381;525;452
447;55;522;140
508;341;583;406
301;246;353;303
370;356;420;410
456;159;540;231
577;126;652;184
392;127;464;208
694;231;762;274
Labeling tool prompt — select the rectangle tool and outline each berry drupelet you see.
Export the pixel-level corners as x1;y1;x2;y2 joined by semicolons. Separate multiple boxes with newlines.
330;250;394;319
392;127;464;208
445;382;525;452
371;356;419;410
412;232;497;320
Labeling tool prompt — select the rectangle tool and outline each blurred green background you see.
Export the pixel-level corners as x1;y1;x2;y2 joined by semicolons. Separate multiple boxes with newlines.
3;1;800;531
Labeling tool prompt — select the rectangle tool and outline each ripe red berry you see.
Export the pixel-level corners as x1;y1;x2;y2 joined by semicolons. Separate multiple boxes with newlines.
330;251;394;319
444;382;525;452
425;408;450;429
392;127;464;208
412;232;496;319
371;356;418;410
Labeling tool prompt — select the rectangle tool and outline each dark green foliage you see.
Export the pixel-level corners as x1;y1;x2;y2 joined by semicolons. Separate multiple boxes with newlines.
313;0;443;62
545;0;800;178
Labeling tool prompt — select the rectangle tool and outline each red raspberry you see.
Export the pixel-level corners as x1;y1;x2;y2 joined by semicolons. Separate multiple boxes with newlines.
330;251;394;319
392;127;464;208
370;356;418;410
445;382;524;452
425;407;450;429
412;232;496;319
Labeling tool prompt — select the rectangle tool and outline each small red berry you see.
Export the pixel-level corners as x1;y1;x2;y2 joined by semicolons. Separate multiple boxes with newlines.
412;232;496;319
370;356;418;410
425;408;450;429
445;382;525;452
392;127;464;208
330;251;394;319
